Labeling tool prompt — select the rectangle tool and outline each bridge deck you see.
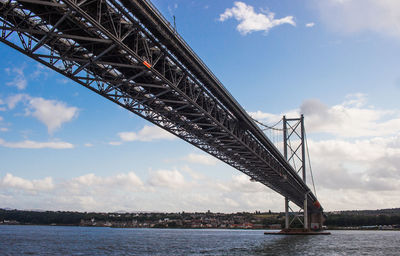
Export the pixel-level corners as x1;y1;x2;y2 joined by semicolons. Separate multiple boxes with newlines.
0;0;322;212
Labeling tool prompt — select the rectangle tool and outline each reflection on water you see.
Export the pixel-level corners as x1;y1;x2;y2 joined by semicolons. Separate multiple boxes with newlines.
1;225;399;255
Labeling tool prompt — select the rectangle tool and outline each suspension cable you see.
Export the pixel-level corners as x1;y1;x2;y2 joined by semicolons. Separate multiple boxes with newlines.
304;129;317;197
252;118;284;131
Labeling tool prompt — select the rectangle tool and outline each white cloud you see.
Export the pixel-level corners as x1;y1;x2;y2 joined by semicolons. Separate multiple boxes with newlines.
10;161;400;212
251;94;400;138
0;169;285;212
183;153;218;166
117;125;175;143
5;94;28;109
108;141;122;146
181;166;205;180
27;97;78;134
5;67;27;90
0;172;147;211
3;94;78;133
306;22;315;27
248;93;400;211
1;173;54;192
84;143;93;147
219;2;295;35
0;138;74;149
300;95;400;138
70;172;144;189
148;169;185;189
216;174;269;194
0;128;8;132
315;0;400;38
305;134;400;210
224;198;240;207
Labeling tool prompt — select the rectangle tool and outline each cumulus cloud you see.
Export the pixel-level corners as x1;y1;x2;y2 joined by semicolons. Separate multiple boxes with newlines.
69;172;144;191
180;166;205;180
27;97;78;134
1;173;54;192
219;2;295;35
247;94;400;211
251;94;400;138
216;174;269;193
5;67;27;90
183;153;218;166
0;169;285;212
0;138;74;149
3;94;78;133
300;95;400;138
0;172;147;211
314;0;400;39
148;169;186;189
302;134;400;210
116;125;176;143
309;136;400;190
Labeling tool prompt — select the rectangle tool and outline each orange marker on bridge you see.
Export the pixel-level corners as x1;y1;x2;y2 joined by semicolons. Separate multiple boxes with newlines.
143;60;152;68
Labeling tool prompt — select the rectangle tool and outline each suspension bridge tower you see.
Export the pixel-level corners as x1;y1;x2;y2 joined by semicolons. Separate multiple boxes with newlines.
261;115;329;235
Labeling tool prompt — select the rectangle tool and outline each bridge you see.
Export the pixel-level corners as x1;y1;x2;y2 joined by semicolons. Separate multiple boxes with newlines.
0;0;324;230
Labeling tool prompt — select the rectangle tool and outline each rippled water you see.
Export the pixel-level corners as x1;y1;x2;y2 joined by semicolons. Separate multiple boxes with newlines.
1;225;399;255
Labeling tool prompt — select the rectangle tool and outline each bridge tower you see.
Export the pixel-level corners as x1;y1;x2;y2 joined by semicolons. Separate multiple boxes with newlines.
282;115;325;232
283;115;308;230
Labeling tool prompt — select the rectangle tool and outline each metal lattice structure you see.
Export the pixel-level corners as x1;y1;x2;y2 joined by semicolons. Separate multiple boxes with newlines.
0;0;322;213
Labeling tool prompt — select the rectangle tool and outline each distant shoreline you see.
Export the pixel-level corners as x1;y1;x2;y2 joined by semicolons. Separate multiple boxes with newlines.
2;208;400;230
2;223;400;232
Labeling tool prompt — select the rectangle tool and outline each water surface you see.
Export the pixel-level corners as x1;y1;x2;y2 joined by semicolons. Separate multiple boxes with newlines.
1;225;399;255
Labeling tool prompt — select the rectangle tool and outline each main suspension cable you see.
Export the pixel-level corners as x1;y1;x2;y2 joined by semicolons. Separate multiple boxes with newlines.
252;118;284;131
304;129;317;197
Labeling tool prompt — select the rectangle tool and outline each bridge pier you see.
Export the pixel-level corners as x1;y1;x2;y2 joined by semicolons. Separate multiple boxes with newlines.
266;204;330;235
310;211;325;230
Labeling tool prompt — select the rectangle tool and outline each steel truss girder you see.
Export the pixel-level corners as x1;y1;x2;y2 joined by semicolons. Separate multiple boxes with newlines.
0;0;321;212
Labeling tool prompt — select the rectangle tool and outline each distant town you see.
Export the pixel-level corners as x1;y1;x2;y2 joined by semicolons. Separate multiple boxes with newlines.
1;208;400;230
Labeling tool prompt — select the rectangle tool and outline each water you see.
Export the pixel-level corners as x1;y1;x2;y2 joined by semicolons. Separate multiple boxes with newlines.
1;226;399;255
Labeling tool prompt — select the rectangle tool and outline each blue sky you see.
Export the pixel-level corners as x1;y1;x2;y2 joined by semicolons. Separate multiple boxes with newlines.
1;0;400;212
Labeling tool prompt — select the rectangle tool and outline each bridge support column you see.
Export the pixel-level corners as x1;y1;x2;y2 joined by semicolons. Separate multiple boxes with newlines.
304;194;308;230
285;197;289;229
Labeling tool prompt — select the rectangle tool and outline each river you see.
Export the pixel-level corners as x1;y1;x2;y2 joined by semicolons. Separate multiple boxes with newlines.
1;225;399;255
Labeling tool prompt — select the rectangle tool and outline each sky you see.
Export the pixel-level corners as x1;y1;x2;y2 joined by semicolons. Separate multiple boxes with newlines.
1;0;400;213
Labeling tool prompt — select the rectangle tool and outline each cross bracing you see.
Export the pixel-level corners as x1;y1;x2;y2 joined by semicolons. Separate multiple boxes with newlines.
0;0;322;213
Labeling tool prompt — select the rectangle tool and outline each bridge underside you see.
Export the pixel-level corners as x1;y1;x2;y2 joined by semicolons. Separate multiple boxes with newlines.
0;0;322;213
